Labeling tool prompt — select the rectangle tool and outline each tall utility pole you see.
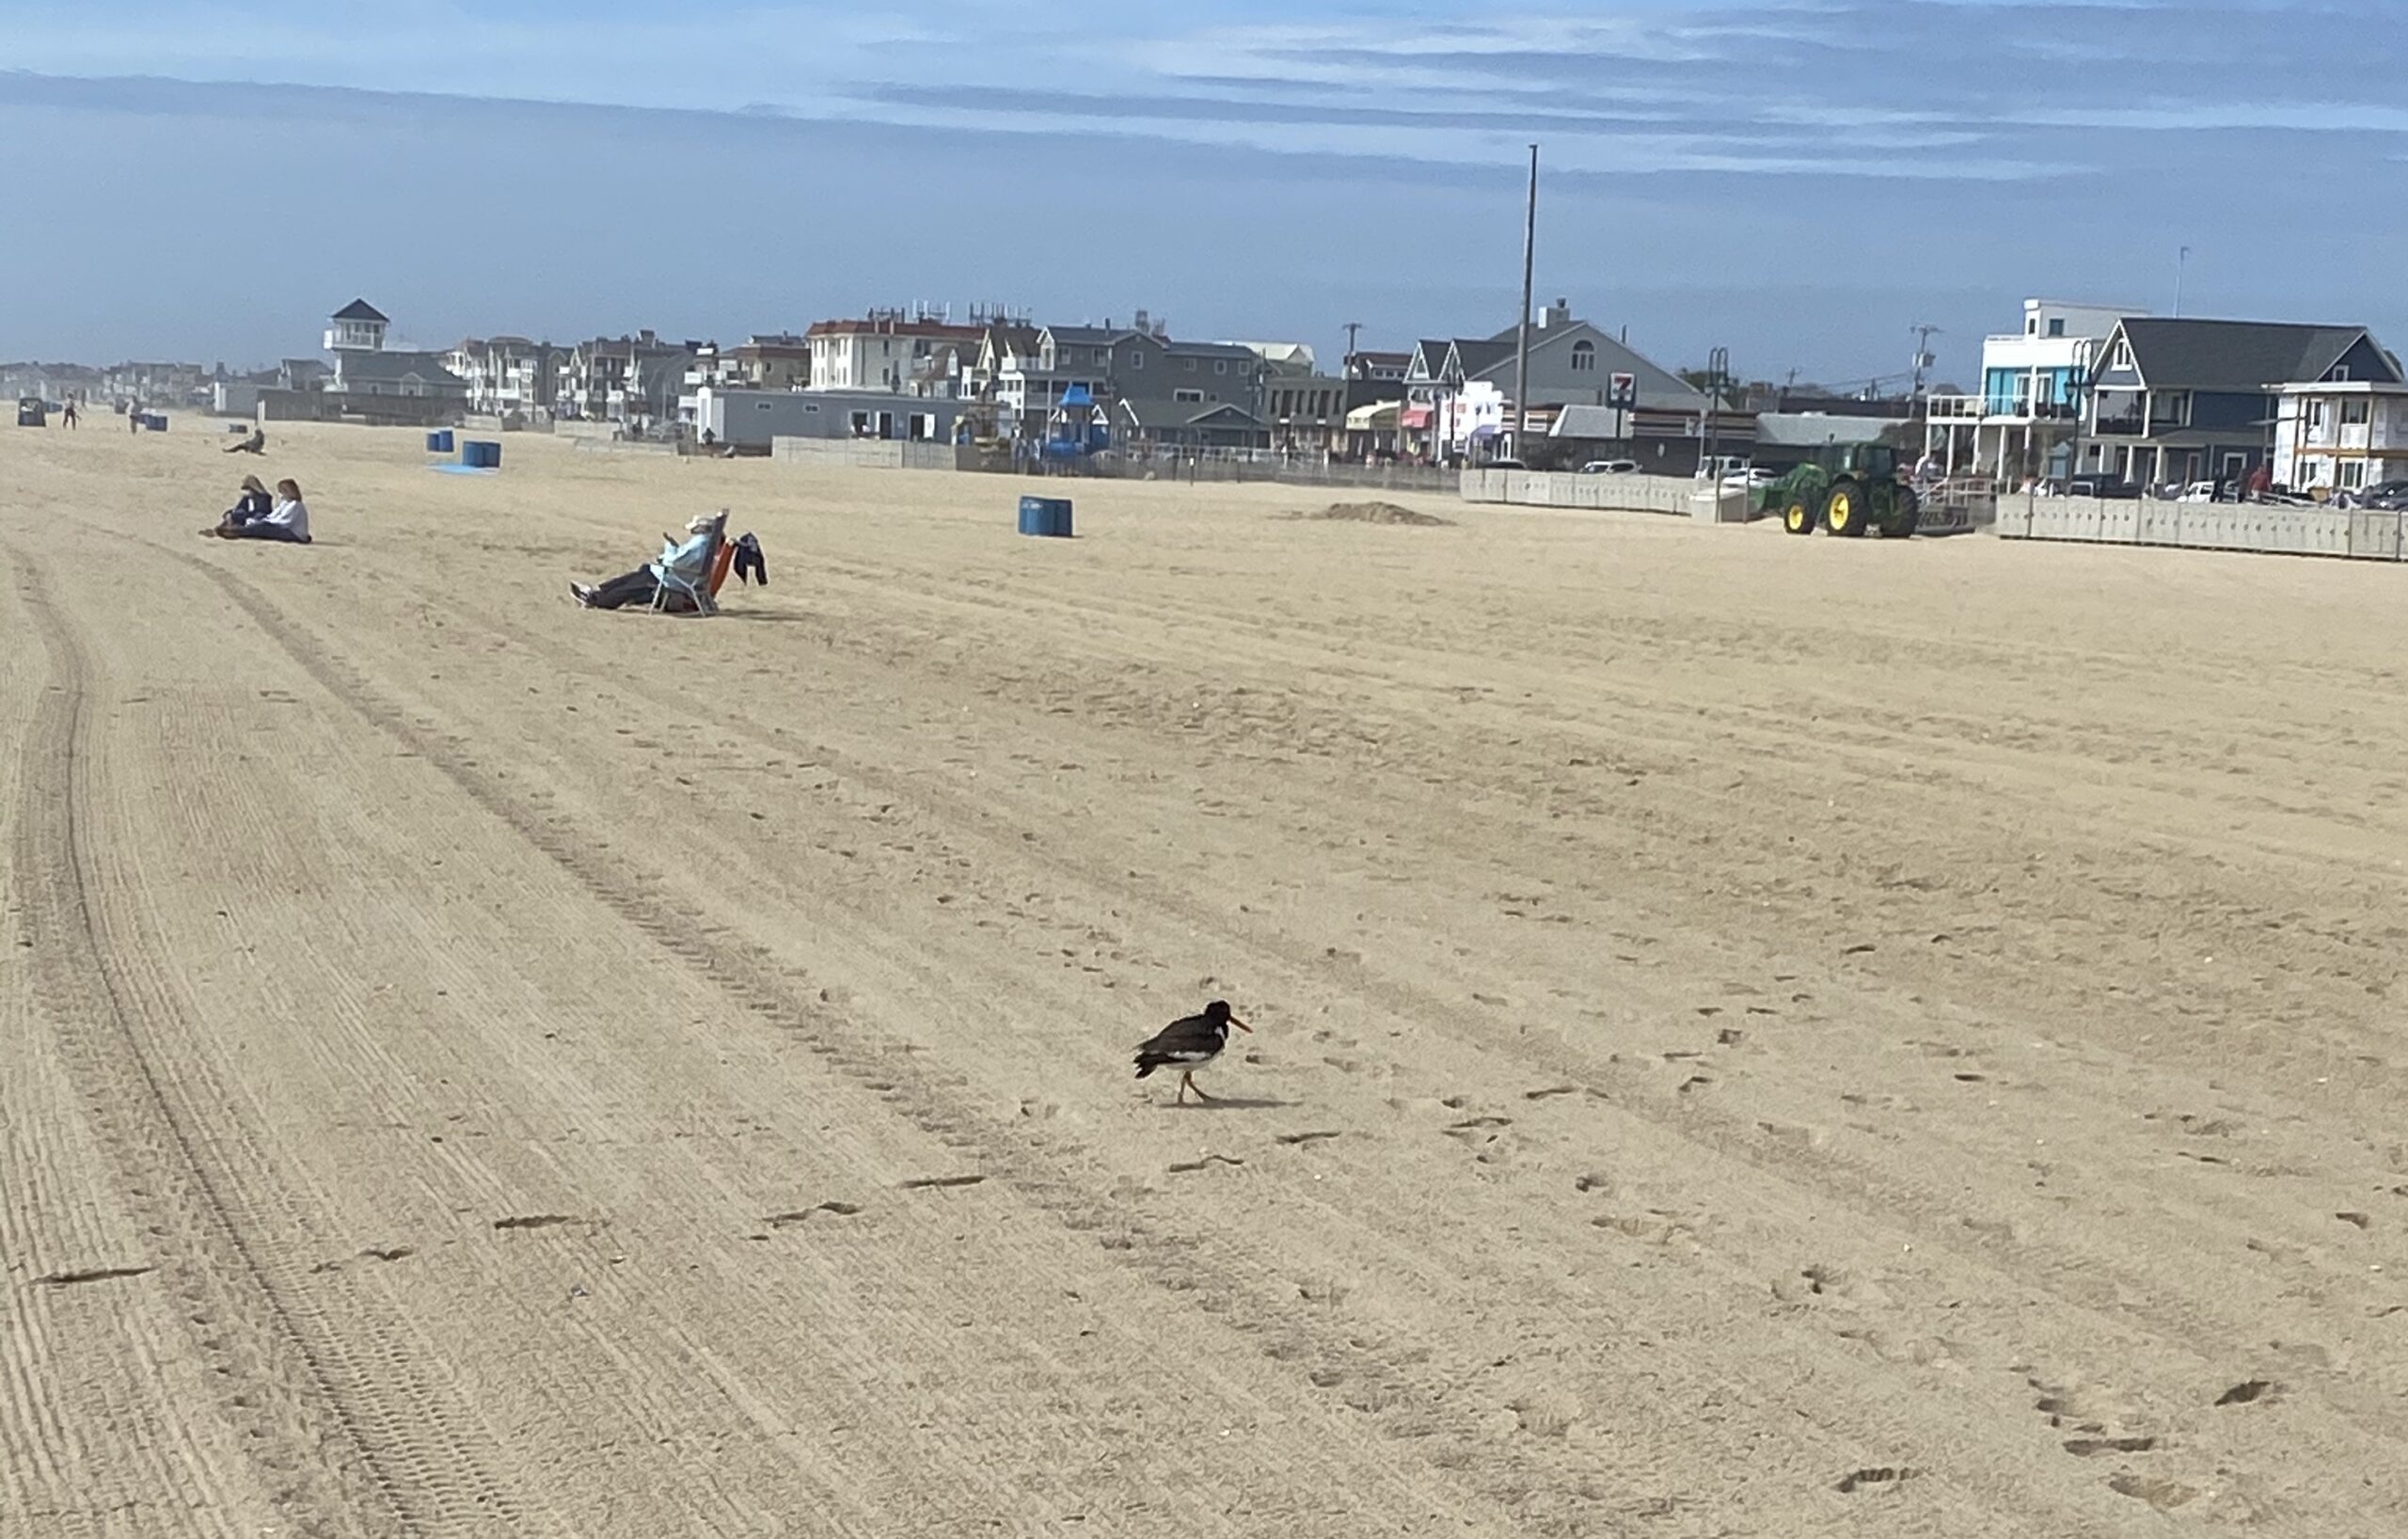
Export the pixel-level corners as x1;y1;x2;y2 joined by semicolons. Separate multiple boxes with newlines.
1344;321;1362;363
1513;143;1538;458
1909;324;1941;405
2174;246;2191;317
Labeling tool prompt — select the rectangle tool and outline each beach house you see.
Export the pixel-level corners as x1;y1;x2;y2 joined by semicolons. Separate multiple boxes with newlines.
2077;318;2401;490
2272;375;2408;497
1923;298;2130;484
1402;300;1708;468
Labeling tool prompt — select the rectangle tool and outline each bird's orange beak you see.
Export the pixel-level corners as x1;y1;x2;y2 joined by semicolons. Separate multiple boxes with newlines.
1229;1016;1251;1033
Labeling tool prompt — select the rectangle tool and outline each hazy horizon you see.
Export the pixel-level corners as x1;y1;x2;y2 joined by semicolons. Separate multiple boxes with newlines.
3;0;2402;385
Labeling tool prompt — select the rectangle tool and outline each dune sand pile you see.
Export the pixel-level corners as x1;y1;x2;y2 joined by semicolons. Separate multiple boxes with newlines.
1292;500;1453;526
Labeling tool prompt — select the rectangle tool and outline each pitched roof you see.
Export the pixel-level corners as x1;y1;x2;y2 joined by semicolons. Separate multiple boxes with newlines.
2117;319;2390;390
1450;338;1514;378
333;349;466;387
331;298;388;323
1116;395;1263;429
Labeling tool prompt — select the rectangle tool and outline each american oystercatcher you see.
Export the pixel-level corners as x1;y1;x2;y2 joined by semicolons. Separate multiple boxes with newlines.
1133;1000;1251;1104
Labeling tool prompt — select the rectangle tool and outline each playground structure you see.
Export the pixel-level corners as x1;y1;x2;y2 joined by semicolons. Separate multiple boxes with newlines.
1773;443;1922;538
1037;385;1110;468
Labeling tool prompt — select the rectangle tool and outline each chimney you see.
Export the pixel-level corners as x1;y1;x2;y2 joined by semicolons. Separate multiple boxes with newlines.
1542;298;1572;330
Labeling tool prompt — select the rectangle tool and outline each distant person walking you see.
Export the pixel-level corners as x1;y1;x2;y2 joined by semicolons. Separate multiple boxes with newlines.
2246;463;2273;502
128;404;141;435
60;400;77;429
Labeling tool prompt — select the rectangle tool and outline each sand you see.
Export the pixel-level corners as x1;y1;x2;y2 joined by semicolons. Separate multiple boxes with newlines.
3;420;2403;1537
1291;500;1453;526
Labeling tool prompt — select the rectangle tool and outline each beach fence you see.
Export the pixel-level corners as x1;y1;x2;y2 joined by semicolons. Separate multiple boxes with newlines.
770;437;957;471
1461;468;1751;522
1996;496;2403;561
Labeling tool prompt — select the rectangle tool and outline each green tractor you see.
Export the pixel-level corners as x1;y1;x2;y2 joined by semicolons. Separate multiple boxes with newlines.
1772;442;1920;538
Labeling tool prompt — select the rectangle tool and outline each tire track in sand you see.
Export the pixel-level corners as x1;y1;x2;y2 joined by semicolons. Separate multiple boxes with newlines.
183;533;1629;1534
3;546;533;1538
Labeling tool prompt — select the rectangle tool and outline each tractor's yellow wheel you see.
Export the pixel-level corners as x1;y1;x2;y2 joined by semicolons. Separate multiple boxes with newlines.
1826;484;1864;537
1782;499;1814;535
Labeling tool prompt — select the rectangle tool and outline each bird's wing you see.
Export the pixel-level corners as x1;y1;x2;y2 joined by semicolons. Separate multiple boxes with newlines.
1133;1014;1217;1062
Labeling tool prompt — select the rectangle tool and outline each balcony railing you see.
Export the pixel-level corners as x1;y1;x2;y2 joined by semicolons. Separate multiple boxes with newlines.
2092;412;2144;436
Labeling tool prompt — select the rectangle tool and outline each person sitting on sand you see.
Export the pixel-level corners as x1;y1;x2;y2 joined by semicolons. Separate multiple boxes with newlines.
569;513;723;611
206;474;273;534
225;425;266;454
201;478;310;544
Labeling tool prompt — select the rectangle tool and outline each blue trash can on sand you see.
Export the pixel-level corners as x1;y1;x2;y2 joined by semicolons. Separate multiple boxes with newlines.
461;440;500;469
1017;496;1073;538
428;429;455;453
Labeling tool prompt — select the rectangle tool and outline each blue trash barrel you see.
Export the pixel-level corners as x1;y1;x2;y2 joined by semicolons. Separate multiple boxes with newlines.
462;439;501;469
1017;496;1073;538
428;429;455;453
144;414;167;431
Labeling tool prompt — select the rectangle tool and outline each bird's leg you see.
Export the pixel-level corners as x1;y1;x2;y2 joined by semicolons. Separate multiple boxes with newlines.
1186;1074;1219;1104
1177;1071;1192;1105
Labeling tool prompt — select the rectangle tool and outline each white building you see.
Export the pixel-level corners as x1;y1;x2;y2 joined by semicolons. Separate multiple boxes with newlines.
1925;298;2137;483
2273;381;2408;497
806;313;987;395
447;336;561;419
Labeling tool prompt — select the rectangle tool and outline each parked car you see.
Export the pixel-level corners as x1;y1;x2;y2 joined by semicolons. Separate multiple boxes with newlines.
1695;454;1748;481
2065;473;2140;500
1579;459;1640;475
1719;466;1779;489
1483;457;1527;471
2337;479;2408;510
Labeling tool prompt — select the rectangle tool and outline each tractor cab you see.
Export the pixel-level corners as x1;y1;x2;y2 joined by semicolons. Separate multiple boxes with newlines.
1819;442;1896;481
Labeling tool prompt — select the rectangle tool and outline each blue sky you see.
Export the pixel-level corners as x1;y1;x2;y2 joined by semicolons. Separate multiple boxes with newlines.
1;0;2401;383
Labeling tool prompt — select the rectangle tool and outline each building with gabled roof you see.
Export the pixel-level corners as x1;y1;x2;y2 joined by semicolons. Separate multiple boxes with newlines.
2080;316;2401;489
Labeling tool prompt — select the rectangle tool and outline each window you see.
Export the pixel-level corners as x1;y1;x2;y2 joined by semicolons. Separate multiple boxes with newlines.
1184;357;1196;373
1175;388;1204;404
2048;318;2067;338
1130;351;1143;371
2330;365;2353;382
2111;339;2133;371
2339;460;2368;489
1570;341;1596;373
2342;397;2370;425
2308;400;2329;431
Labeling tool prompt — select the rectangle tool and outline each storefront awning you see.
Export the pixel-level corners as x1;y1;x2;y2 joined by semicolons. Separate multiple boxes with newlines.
1400;405;1433;429
1345;402;1399;430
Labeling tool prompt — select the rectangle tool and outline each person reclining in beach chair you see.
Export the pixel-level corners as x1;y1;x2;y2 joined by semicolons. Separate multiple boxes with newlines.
569;511;729;613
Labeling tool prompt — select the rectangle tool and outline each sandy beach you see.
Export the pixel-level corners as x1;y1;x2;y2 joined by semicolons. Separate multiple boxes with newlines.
4;420;2404;1537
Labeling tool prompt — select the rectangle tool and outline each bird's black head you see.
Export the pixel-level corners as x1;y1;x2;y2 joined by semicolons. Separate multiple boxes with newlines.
1203;1000;1250;1033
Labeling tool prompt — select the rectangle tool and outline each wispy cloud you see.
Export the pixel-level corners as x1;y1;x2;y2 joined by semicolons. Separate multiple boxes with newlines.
3;0;2403;375
12;1;2401;182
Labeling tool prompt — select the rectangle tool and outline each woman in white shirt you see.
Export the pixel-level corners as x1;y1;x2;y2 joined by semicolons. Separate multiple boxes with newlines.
210;478;311;544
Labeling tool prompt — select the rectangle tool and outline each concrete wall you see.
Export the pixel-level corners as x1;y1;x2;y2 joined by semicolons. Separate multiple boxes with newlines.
1461;468;1751;522
770;437;957;471
1997;496;2405;560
